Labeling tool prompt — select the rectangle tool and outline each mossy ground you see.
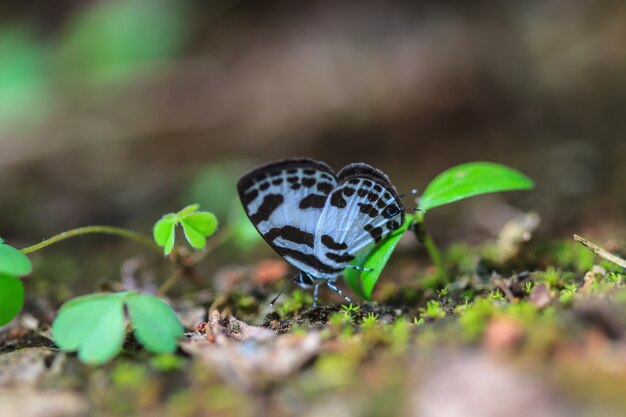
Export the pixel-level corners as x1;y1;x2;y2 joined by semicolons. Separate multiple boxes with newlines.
2;236;626;417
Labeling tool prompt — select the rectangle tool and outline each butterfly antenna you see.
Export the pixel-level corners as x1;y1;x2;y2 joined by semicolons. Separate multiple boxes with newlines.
398;189;418;199
269;273;298;307
404;207;425;213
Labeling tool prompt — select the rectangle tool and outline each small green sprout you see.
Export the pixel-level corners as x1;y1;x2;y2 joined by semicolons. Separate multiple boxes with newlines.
53;292;184;365
341;303;360;316
278;289;312;315
559;283;577;305
607;272;623;287
153;204;218;255
541;267;562;288
461;290;475;302
361;312;379;327
419;300;446;320
488;290;506;301
345;161;534;300
524;281;535;294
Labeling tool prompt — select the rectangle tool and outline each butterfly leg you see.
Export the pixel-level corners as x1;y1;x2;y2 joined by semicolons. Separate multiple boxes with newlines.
327;279;352;304
346;265;374;272
313;282;321;308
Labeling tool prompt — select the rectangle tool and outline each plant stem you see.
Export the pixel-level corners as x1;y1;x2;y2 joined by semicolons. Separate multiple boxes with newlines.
156;227;234;296
156;270;181;297
414;212;447;283
20;226;161;255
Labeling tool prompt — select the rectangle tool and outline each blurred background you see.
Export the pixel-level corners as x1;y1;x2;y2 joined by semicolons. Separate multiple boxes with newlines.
0;0;625;288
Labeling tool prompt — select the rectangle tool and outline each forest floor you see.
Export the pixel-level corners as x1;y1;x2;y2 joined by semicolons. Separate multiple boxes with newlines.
2;229;626;417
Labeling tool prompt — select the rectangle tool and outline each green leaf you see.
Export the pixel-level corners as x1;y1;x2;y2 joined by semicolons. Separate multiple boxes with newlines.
177;204;200;217
180;221;205;249
180;212;218;249
0;274;24;326
0;243;32;276
153;215;176;255
419;162;534;212
154;206;219;254
57;292;117;312
53;294;126;364
344;218;412;300
126;294;183;354
181;212;218;237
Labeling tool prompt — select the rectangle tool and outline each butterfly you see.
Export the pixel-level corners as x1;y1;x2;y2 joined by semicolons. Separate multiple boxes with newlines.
237;158;405;306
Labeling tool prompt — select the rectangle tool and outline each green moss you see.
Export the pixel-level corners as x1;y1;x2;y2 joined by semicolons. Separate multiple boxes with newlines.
361;312;379;328
444;243;477;276
150;353;186;371
559;283;578;305
111;361;148;389
457;297;495;342
313;352;360;389
388;318;411;353
552;241;596;273
278;289;313;316
418;300;446;320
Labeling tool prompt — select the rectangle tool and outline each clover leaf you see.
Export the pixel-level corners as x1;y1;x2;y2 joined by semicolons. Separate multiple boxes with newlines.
53;292;184;365
153;204;218;255
53;294;126;364
0;239;32;325
0;273;25;326
126;295;183;353
0;239;32;276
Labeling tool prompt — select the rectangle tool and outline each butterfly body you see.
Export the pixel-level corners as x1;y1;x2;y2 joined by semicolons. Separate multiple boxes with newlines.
237;158;404;305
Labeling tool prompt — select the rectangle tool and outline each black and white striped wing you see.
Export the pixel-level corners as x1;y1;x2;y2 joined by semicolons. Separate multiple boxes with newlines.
312;163;404;275
237;159;343;278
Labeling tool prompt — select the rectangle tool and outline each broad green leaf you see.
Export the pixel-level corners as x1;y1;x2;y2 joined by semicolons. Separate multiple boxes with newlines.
177;204;199;217
181;212;218;237
58;292;119;313
419;162;534;212
153;216;176;255
0;243;32;276
126;294;183;353
53;295;126;364
344;218;412;300
0;274;24;326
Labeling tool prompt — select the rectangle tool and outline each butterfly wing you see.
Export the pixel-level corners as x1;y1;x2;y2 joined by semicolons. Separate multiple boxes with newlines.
313;163;404;274
237;158;344;278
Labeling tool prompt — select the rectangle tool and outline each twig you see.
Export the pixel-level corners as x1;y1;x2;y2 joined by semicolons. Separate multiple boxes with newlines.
573;234;626;269
491;274;518;303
